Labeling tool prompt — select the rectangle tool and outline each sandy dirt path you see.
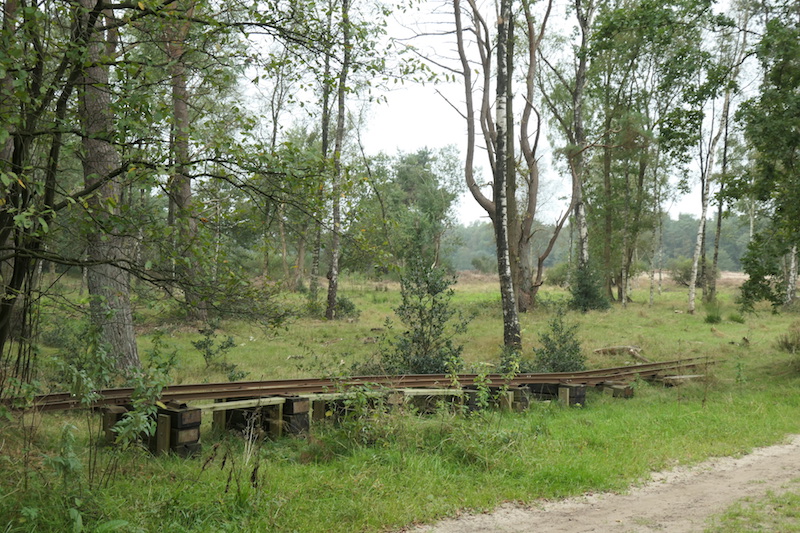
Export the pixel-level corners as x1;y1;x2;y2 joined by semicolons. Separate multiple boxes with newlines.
407;434;800;533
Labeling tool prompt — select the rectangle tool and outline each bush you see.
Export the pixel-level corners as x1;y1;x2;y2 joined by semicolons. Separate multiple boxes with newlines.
376;258;469;375
568;265;610;313
333;295;360;320
669;257;719;288
533;308;586;373
545;263;570;287
470;254;496;274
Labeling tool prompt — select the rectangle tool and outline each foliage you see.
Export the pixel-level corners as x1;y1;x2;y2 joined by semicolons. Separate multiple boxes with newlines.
776;321;800;355
568;265;610;312
668;257;718;288
734;2;800;310
532;308;586;373
333;296;361;320
191;321;248;381
545;263;570;287
470;254;497;274
737;233;793;312
498;345;537;374
377;258;469;375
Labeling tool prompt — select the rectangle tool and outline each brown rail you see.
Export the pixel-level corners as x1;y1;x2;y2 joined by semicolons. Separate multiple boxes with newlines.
10;357;716;412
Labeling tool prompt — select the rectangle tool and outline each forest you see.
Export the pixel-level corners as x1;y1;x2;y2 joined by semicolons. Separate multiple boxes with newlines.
2;0;797;381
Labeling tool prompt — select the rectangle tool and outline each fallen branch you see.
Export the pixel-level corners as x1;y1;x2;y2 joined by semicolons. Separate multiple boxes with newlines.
593;346;650;363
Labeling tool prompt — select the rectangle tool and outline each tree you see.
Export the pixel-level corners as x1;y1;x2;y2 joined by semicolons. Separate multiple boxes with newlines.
451;0;567;349
736;1;800;309
78;0;140;371
344;147;461;272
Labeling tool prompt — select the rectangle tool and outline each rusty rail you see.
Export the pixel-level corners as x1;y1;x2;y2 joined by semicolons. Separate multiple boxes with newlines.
8;357;716;412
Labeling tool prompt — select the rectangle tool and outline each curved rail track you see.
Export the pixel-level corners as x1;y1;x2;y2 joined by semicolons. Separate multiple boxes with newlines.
7;357;716;412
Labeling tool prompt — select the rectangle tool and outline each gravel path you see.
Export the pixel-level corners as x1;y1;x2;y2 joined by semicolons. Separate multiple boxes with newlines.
406;434;800;533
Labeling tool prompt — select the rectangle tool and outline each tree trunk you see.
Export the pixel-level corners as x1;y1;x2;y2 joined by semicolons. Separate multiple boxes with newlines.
79;1;140;372
325;0;351;320
165;2;204;320
787;245;798;305
495;0;521;348
573;0;593;270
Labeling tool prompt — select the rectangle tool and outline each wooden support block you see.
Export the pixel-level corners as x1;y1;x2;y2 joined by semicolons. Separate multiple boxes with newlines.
173;441;202;458
265;404;283;439
212;410;227;434
155;413;171;455
171;426;200;445
159;405;201;428
558;384;586;406
284;412;310;435
612;385;634;398
311;400;327;421
283;397;310;415
102;405;128;443
512;388;531;411
387;391;406;407
558;386;571;406
496;390;514;411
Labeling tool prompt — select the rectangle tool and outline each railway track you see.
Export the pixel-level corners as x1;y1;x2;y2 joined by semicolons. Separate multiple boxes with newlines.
9;357;716;412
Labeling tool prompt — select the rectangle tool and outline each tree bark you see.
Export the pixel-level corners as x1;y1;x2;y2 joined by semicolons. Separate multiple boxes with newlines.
79;1;140;372
325;0;351;320
165;1;205;321
495;0;521;348
786;245;798;305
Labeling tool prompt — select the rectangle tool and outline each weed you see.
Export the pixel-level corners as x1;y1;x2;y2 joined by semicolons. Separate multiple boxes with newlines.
776;321;800;354
728;312;745;324
704;301;722;324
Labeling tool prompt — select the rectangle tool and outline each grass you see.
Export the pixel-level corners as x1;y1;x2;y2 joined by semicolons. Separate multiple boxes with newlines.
2;273;800;531
705;479;800;532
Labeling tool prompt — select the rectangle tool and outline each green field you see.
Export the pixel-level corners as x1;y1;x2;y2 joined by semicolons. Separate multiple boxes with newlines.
2;274;799;532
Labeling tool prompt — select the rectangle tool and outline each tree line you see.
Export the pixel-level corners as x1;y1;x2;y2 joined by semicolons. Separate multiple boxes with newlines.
445;212;756;275
0;0;797;390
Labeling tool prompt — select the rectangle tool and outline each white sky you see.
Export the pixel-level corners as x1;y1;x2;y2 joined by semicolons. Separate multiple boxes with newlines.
356;3;707;227
361;81;704;226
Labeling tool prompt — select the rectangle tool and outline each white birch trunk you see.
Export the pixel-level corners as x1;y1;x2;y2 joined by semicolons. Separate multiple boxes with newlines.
787;245;798;305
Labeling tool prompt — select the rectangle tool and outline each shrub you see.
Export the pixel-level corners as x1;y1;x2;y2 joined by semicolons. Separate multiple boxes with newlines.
333;295;360;320
569;265;610;313
533;308;586;373
704;301;722;324
470;254;496;274
669;257;719;288
545;263;570;287
377;258;469;375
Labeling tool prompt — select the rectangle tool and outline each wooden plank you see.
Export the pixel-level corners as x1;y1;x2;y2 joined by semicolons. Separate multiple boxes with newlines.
201;397;286;412
212;410;227;434
657;374;706;386
155;413;171;455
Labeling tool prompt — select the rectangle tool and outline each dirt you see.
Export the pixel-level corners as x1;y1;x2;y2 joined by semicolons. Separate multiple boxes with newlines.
406;434;800;533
